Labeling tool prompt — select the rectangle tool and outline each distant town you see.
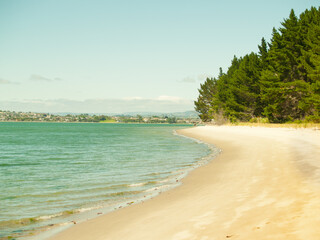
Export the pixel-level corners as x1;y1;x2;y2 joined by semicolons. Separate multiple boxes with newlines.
0;110;200;124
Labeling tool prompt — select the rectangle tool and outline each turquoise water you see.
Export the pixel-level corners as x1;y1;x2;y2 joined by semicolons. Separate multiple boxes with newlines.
0;123;215;239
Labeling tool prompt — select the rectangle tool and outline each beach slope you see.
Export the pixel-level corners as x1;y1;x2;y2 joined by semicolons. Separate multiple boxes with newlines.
49;126;320;240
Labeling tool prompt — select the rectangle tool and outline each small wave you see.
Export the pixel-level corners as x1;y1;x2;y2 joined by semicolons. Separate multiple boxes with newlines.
143;171;171;177
157;178;170;184
128;182;147;187
0;217;40;229
107;190;142;197
171;168;187;175
144;184;170;193
144;172;161;177
36;212;63;221
77;206;101;213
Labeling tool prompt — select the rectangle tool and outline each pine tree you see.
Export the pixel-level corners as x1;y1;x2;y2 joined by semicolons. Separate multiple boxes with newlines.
195;7;320;123
261;9;315;121
299;7;320;119
194;77;217;121
258;37;268;68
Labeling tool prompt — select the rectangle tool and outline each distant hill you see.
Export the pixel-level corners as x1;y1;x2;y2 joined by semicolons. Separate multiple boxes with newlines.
115;111;199;118
52;111;199;118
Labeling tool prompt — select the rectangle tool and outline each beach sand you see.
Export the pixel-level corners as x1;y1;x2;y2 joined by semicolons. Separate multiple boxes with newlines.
49;126;320;240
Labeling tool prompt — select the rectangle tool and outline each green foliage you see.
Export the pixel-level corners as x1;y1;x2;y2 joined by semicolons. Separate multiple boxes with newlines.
194;77;218;121
195;6;320;123
167;117;177;124
137;115;143;123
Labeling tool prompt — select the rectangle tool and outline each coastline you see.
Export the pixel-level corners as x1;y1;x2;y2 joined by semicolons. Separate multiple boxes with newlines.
1;123;207;240
48;125;320;240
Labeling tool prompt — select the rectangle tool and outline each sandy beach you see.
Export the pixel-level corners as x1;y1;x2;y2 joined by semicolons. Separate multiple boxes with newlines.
49;126;320;240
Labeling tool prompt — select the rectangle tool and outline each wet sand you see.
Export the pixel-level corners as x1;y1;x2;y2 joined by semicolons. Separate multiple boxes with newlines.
49;126;320;240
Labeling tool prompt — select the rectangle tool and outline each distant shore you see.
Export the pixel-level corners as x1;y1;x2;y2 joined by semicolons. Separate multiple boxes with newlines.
0;110;199;124
49;125;320;240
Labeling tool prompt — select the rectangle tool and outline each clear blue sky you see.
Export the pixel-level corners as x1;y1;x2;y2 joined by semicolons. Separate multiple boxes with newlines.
0;0;318;113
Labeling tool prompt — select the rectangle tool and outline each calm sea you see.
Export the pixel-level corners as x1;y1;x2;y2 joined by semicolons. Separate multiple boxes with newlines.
0;123;216;239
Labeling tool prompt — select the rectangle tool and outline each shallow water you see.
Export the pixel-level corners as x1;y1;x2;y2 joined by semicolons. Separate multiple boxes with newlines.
0;123;215;239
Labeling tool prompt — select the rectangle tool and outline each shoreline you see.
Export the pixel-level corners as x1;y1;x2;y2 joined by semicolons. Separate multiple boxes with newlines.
48;125;320;240
15;125;211;240
1;124;206;240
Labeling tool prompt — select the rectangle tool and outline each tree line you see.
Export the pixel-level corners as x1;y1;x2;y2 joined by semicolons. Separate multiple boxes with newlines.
195;7;320;123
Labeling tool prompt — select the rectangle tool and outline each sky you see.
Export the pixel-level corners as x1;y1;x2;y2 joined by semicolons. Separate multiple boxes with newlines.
0;0;319;113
